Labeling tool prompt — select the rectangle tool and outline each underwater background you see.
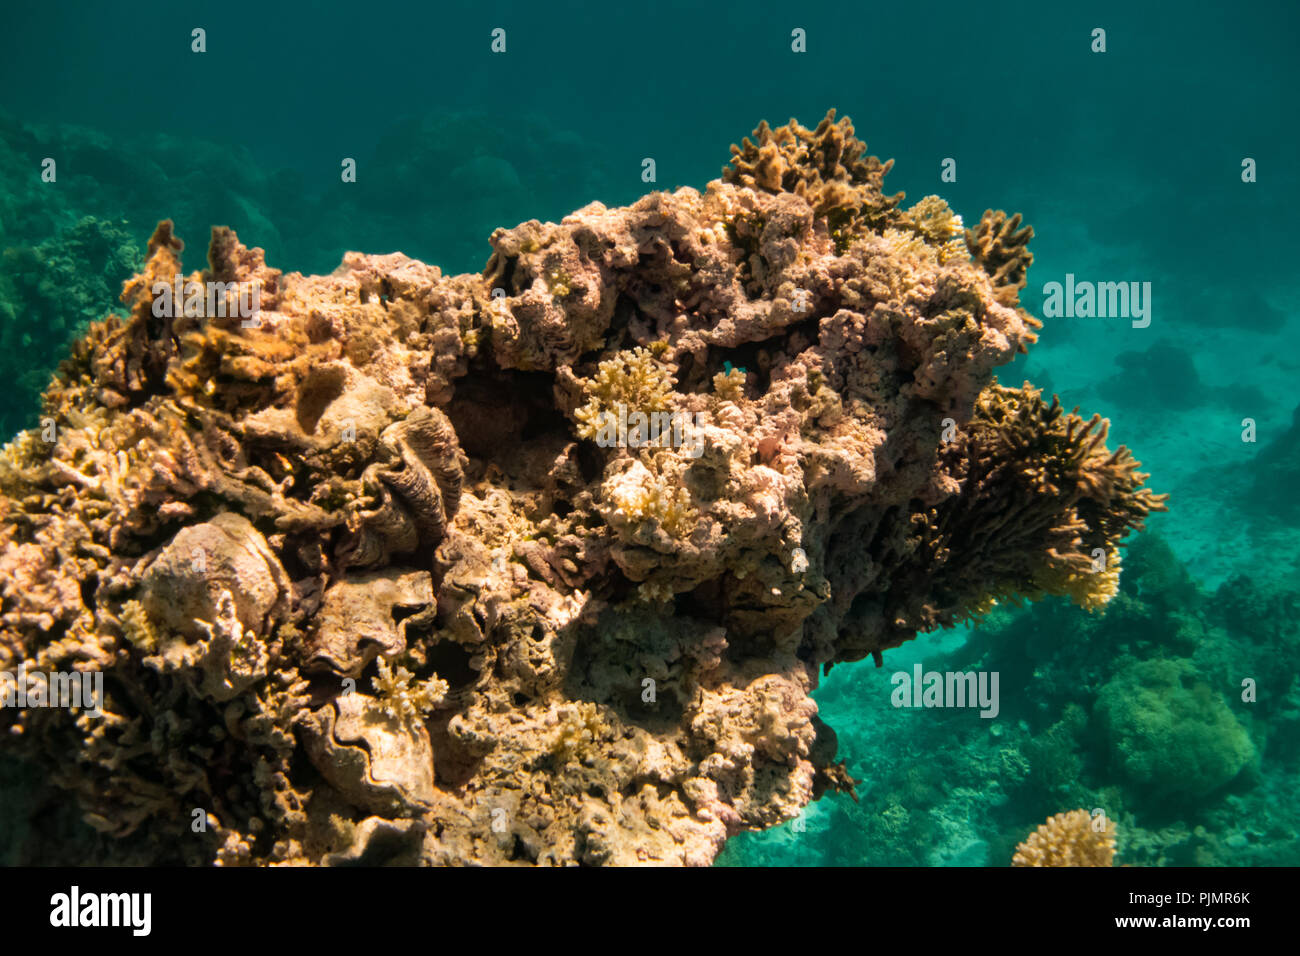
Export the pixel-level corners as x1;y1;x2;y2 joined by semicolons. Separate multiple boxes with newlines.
1;0;1296;865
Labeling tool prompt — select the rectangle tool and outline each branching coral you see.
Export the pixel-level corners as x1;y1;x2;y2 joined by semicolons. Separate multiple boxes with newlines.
898;195;969;264
550;701;612;763
573;347;678;442
908;382;1168;631
371;658;449;724
723;109;903;234
0;110;1164;866
966;210;1034;307
1012;809;1117;866
712;367;747;403
600;457;699;538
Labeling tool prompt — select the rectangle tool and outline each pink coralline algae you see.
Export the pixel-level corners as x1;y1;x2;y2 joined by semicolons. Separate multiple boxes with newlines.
0;111;1163;865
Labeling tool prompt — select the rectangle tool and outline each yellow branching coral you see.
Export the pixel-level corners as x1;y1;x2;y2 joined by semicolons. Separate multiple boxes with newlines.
968;382;1168;543
574;347;678;441
899;195;969;264
902;195;963;242
1031;544;1122;613
723;109;903;233
370;657;448;724
873;228;947;301
881;227;931;261
551;701;611;762
712;366;747;402
907;381;1167;630
1012;809;1117;866
876;225;969;297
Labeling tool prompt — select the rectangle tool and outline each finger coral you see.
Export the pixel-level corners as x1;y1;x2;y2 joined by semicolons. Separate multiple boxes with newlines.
966;210;1035;307
0;110;1164;866
1012;809;1117;867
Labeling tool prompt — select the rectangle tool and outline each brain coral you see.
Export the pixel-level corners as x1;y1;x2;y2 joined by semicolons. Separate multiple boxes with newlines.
0;110;1165;866
1096;657;1255;802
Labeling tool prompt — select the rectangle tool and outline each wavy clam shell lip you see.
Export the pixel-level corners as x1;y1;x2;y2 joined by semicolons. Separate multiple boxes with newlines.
306;571;435;677
0;111;1162;865
302;693;437;817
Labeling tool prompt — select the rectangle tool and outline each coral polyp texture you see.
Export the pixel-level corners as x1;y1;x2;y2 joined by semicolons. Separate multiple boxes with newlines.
0;110;1165;866
1011;810;1117;867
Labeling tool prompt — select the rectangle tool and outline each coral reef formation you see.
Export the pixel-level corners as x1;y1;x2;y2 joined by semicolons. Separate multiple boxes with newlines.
0;111;1163;865
1011;809;1116;867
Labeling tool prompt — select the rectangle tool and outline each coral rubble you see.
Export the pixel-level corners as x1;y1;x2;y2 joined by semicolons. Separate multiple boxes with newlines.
0;111;1164;865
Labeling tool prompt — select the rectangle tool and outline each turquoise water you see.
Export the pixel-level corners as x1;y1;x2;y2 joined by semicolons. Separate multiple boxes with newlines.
2;1;1296;865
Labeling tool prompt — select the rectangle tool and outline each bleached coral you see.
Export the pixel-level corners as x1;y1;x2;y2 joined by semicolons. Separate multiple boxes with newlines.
601;458;698;538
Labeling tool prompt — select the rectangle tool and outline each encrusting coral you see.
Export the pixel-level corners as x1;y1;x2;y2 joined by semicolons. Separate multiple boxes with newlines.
0;110;1164;866
1012;809;1117;866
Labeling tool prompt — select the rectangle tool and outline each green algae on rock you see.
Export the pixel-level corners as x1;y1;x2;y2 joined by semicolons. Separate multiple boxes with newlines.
0;111;1164;865
1096;657;1256;800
